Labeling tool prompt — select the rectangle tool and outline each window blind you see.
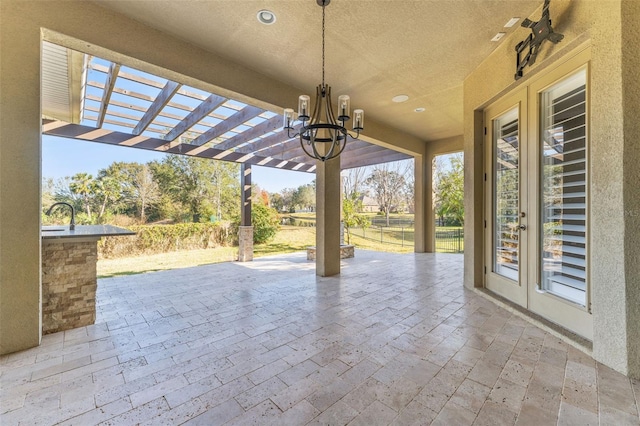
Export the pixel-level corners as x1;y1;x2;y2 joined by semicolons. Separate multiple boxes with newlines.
494;109;520;280
540;69;587;306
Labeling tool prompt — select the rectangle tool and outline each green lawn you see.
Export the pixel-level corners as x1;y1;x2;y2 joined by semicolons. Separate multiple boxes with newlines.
97;223;460;278
97;225;316;278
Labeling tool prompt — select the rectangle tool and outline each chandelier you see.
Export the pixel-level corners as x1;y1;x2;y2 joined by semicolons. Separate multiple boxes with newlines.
283;0;364;162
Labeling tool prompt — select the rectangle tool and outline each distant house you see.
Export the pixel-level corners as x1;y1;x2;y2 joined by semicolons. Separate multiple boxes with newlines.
359;196;379;213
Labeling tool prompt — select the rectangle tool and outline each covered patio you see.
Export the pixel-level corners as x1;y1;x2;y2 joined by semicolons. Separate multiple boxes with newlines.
2;252;638;425
3;2;640;424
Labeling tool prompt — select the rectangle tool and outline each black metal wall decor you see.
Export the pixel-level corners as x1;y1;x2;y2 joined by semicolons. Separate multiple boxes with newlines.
514;0;564;80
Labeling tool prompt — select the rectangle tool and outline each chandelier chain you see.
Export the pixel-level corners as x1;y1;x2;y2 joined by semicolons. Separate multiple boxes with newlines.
321;2;325;87
282;0;363;162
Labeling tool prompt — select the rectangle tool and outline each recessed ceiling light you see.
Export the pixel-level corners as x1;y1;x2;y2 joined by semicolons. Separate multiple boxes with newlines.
414;107;425;113
392;95;409;103
257;9;276;25
504;17;520;28
491;32;506;42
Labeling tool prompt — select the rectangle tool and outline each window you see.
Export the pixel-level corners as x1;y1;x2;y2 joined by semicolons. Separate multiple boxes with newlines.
493;108;520;280
540;69;588;306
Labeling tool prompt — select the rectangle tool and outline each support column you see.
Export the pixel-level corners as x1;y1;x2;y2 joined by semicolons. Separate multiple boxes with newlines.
238;164;253;262
414;153;434;253
0;8;42;355
463;111;485;289
316;156;341;276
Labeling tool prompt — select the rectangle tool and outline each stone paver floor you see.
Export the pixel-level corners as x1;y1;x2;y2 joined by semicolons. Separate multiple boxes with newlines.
1;251;639;425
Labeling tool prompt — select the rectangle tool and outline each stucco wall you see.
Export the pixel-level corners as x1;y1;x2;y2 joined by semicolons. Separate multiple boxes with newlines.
0;1;43;353
621;0;640;376
463;0;640;377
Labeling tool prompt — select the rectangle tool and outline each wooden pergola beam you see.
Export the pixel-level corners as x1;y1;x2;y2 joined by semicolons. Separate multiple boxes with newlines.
42;120;315;172
341;150;412;169
283;144;385;165
192;105;263;146
96;63;120;128
214;114;282;151
132;80;181;135
234;129;295;154
164;93;226;141
253;138;302;158
274;139;380;163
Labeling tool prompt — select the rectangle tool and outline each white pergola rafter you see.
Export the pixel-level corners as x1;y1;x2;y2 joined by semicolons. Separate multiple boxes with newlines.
95;63;120;127
213;114;282;151
54;50;414;172
132;81;181;135
164;93;227;141
192;105;263;146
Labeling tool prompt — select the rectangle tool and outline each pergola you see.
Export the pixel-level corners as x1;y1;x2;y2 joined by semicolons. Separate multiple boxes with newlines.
41;41;411;172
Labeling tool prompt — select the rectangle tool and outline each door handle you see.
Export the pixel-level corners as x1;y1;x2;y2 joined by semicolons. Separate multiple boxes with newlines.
519;224;527;231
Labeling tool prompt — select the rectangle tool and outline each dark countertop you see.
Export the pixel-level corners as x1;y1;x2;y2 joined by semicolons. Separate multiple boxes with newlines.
42;225;136;239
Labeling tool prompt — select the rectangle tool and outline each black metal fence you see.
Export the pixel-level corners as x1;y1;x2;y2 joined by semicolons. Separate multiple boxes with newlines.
286;215;463;253
347;226;463;253
349;226;415;247
435;228;464;253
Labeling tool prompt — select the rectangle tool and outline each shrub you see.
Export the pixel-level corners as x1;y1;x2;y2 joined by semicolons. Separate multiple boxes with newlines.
98;222;235;259
251;204;280;244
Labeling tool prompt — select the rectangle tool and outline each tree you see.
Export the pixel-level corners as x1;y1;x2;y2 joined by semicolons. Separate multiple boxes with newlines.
342;197;370;244
270;192;285;212
69;172;96;220
434;153;464;226
343;167;368;203
366;162;409;226
401;163;415;214
93;175;121;220
150;155;240;222
292;183;315;212
131;165;160;222
251;203;280;244
279;188;296;212
258;189;270;207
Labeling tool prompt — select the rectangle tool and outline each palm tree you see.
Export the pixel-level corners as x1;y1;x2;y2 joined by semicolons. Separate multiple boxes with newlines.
69;173;95;220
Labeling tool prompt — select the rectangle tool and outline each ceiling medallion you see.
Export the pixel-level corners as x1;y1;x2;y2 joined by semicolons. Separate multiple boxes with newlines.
283;0;364;162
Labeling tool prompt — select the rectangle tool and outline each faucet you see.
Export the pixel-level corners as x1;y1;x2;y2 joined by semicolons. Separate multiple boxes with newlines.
46;202;76;230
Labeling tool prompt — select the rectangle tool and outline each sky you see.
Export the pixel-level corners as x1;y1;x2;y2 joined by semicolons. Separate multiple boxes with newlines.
42;135;316;193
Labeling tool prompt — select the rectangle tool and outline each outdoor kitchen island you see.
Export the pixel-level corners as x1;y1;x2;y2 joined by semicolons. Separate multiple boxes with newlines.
41;225;135;334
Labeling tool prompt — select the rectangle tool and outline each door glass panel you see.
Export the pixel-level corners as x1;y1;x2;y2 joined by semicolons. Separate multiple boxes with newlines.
540;69;587;306
493;108;520;280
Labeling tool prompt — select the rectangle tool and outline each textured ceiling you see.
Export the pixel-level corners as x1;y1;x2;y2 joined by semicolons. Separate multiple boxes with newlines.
93;0;542;142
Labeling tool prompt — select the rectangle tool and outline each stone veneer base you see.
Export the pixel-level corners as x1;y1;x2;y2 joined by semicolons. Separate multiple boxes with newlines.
238;226;254;262
42;239;98;334
306;245;355;261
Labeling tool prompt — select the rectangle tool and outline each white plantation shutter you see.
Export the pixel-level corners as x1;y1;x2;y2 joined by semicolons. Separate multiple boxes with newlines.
493;109;520;281
540;69;588;306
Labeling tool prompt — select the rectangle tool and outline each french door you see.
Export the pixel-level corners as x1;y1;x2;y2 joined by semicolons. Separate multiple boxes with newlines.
485;90;529;307
484;49;592;339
